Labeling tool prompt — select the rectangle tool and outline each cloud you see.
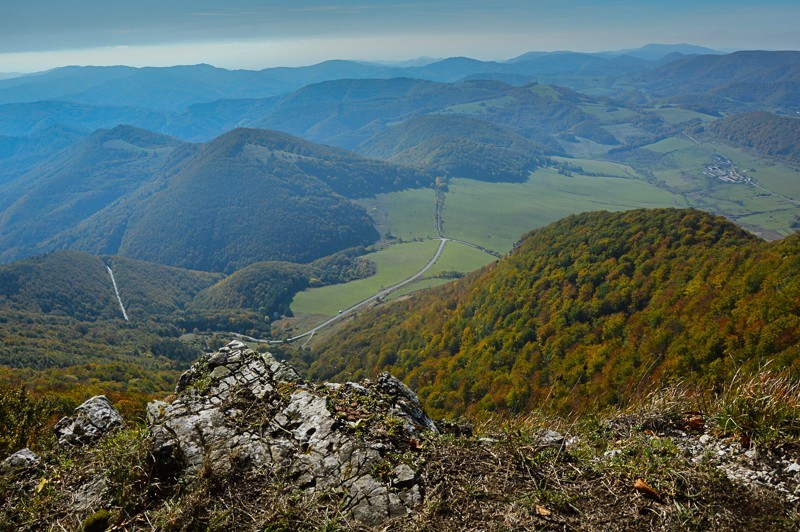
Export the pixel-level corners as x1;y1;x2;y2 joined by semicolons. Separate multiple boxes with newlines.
0;1;797;69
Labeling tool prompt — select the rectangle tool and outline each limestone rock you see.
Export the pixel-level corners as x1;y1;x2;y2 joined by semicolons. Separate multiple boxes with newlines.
393;463;417;488
535;429;565;448
148;340;434;525
72;477;108;512
1;448;40;472
54;395;124;447
376;372;439;434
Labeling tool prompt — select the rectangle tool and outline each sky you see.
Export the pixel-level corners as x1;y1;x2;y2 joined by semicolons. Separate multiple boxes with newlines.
1;0;799;72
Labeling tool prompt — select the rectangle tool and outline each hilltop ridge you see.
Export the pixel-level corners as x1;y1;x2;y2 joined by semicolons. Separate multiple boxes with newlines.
309;208;800;417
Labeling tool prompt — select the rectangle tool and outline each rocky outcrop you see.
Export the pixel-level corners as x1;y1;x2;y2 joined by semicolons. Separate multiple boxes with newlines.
54;395;124;447
148;340;437;526
0;448;40;473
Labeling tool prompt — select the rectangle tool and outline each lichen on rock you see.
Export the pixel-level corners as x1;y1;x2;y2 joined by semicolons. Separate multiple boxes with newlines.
148;340;437;525
53;395;124;447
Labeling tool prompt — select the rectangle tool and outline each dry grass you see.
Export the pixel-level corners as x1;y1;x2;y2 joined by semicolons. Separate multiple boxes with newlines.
2;371;799;530
714;370;800;445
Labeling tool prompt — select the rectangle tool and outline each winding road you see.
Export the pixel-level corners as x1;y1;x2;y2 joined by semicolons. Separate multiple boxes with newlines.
231;184;499;345
261;237;448;344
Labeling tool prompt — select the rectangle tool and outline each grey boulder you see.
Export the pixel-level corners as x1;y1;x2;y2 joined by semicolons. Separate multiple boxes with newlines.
1;448;41;473
54;395;124;446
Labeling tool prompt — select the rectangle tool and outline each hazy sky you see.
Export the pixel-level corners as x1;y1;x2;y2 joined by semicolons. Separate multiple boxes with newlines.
1;0;799;72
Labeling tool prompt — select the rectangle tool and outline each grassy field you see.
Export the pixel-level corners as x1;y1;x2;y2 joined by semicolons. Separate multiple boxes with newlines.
558;137;612;158
425;241;496;276
602;123;649;143
291;240;439;317
292;239;497;318
442;96;517;115
357;188;437;241
577;103;639;121
634;135;800;238
646;107;718;125
441;169;687;252
550;156;643;178
644;136;699;155
364;164;687;254
385;241;497;300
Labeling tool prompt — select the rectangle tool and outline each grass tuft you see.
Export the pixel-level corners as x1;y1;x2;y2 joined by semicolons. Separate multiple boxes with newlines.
714;370;800;445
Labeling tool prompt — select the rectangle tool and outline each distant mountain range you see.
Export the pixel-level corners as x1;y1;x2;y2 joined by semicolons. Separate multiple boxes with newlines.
599;43;725;60
0;48;795;149
0;44;735;113
0;44;798;274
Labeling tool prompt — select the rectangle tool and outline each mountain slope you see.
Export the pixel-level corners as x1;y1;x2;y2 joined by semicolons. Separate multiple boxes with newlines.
241;78;614;151
0;100;168;138
0;250;220;322
359;115;549;181
309;209;800;418
105;256;223;319
190;247;376;317
0;250;121;321
644;51;800;112
704;112;800;166
0;125;85;184
249;78;511;150
0;126;185;263
48;128;427;272
0;126;184;261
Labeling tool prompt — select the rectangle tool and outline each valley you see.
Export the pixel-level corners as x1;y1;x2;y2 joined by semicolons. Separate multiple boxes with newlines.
1;35;800;529
0;45;799;426
3;0;800;524
285;165;686;337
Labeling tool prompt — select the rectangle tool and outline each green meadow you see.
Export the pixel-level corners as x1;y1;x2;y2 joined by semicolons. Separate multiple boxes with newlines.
425;241;496;276
299;140;799;319
550;156;643;178
291;240;439;317
357;188;437;241
636;136;800;238
440;169;686;251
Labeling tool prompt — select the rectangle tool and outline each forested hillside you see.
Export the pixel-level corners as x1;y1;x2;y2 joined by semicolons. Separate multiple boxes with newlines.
4;128;428;271
359;115;549;182
309;209;800;418
0;126;185;263
190;247;375;317
705;112;800;167
0;250;121;321
0;126;85;184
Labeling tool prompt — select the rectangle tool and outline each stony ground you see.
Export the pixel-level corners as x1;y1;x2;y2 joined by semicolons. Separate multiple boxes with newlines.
1;342;798;530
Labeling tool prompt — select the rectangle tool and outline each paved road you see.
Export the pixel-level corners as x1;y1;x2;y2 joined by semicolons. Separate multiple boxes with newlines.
229;238;450;345
236;185;499;345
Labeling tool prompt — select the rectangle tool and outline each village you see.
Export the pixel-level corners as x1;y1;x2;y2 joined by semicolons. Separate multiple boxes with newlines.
704;153;751;184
